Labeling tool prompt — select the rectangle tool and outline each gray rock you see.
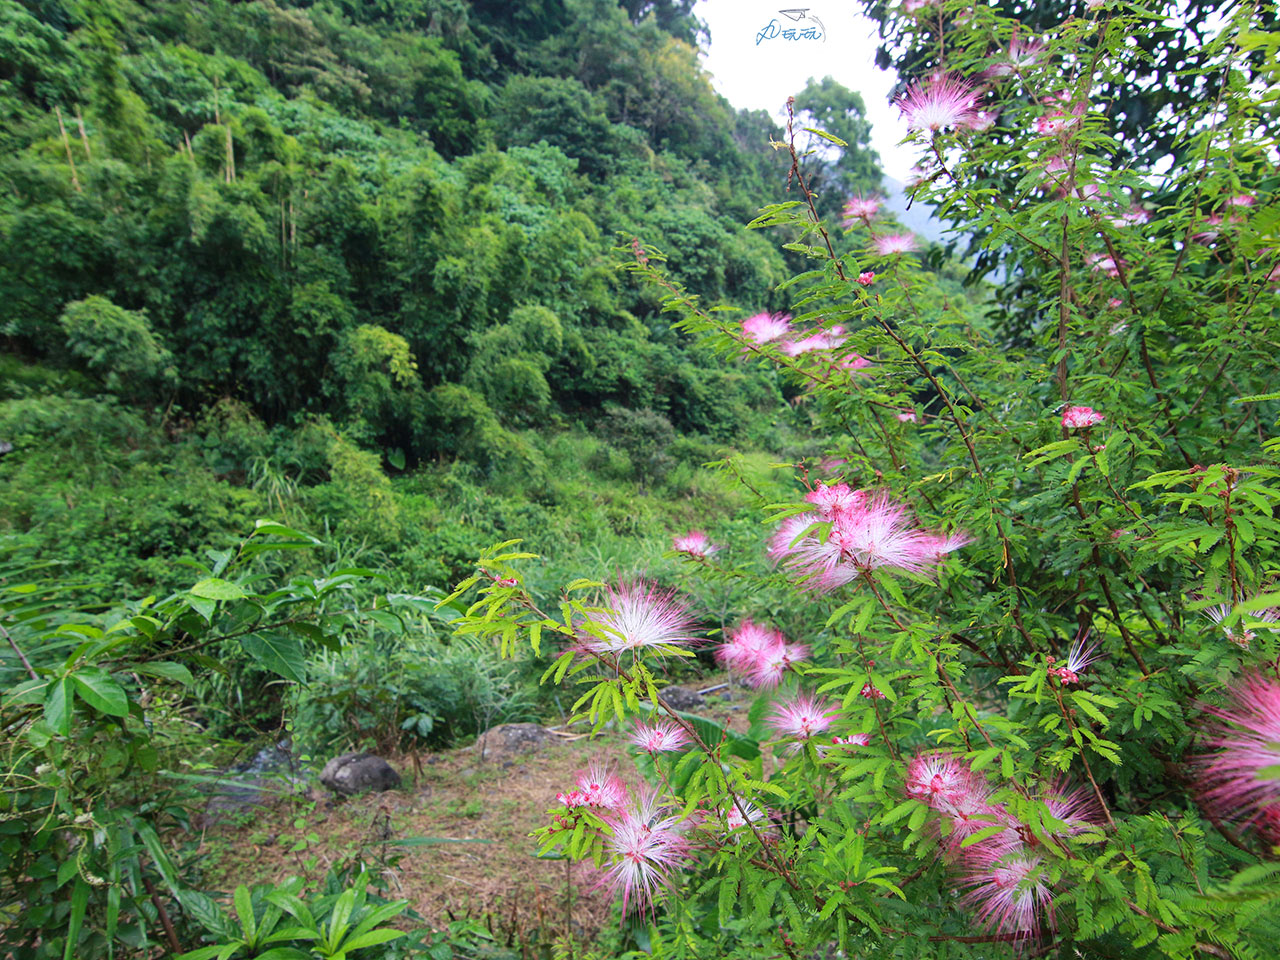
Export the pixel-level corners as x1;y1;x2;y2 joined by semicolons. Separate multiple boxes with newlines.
473;722;552;760
319;752;401;795
660;685;705;712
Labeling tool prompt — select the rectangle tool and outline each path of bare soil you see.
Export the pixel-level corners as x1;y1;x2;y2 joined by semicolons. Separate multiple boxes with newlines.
194;677;754;950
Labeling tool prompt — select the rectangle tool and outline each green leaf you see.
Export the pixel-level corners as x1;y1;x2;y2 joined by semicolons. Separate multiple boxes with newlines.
803;126;848;146
959;823;1008;848
235;885;256;942
241;633;306;683
71;668;129;717
190;578;247;601
339;929;405;951
44;676;72;737
64;880;88;960
132;661;194;685
252;520;321;543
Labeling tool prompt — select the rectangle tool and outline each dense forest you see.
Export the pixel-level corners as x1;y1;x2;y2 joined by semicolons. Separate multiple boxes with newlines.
6;1;1278;959
0;0;897;595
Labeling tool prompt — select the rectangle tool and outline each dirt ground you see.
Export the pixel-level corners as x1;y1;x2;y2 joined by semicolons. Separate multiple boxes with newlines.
193;677;754;949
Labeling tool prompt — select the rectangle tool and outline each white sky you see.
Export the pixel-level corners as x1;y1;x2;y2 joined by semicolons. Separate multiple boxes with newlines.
695;0;917;180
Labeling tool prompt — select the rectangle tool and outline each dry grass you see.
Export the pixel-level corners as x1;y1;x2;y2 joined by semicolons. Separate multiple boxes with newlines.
195;734;630;947
194;676;759;950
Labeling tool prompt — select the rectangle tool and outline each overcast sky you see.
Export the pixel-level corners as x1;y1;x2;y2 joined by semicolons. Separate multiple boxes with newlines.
694;0;917;180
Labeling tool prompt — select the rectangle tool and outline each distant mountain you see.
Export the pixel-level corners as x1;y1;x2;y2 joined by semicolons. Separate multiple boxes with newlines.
880;175;949;244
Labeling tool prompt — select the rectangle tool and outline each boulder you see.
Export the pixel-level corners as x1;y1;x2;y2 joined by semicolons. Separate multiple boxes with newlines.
473;722;552;760
319;752;401;796
660;685;705;712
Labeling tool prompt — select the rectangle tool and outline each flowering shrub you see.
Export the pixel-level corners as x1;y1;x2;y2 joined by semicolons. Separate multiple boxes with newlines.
443;3;1280;957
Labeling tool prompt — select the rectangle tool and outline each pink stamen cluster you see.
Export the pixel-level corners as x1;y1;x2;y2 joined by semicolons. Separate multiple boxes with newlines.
1085;252;1123;277
831;733;872;748
557;761;629;811
766;692;839;742
672;529;719;559
906;752;1102;936
629;719;693;753
581;580;699;656
769;485;970;593
602;786;693;915
1047;632;1101;685
715;619;809;689
873;232;920;256
722;800;767;834
856;271;876;286
1201;600;1280;650
781;325;845;357
1198;675;1280;839
843;195;882;224
896;75;979;132
741;311;793;344
1110;204;1150;227
1032;93;1087;137
984;34;1045;78
1061;405;1104;429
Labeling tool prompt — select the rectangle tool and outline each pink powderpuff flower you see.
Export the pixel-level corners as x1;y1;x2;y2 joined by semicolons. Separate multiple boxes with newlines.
1039;781;1104;835
831;733;873;748
1201;600;1280;650
941;787;1006;851
741;311;792;344
629;719;692;753
746;638;811;689
918;530;973;563
716;619;786;673
767;513;822;562
959;837;1054;937
873;232;920;256
1062;405;1104;429
776;491;938;591
897;408;918;423
1226;194;1255;207
722;799;767;835
1199;674;1280;836
805;482;866;520
766;693;839;742
843;195;881;224
1193;213;1225;245
902;0;940;12
672;529;719;559
856;271;876;286
560;761;629;811
782;326;845;357
1085;252;1123;277
966;110;998;132
1048;631;1101;685
905;751;970;810
602;789;692;914
583;580;699;656
819;456;848;475
1110;205;1150;227
1107;297;1124;309
831;353;875;376
985;34;1045;78
896;75;978;132
860;682;887;700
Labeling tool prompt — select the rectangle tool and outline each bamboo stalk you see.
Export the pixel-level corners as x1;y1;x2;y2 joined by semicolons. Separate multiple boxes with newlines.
54;106;81;192
73;105;91;161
